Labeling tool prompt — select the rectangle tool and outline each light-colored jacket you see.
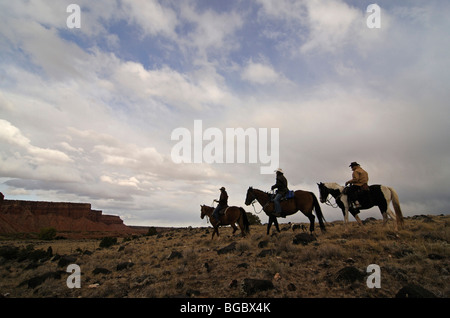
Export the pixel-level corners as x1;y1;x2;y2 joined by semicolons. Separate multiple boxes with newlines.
347;166;369;186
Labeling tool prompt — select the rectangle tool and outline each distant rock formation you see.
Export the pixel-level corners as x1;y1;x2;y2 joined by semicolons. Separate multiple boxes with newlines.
0;199;134;236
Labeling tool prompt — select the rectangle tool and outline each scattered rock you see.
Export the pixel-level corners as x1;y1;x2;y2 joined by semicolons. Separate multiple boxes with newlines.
292;233;316;245
394;247;414;258
0;245;19;260
116;261;134;271
57;255;77;268
217;242;237;255
335;266;365;284
257;240;269;248
19;271;65;289
241;278;274;296
428;253;444;260
257;249;275;257
176;281;184;289
167;250;183;260
92;267;112;275
274;273;281;281
344;258;356;264
319;260;331;268
229;279;238;288
395;284;437;298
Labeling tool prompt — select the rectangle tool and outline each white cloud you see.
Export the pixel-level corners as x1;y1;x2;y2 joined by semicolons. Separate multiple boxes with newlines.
178;2;244;56
0;119;73;164
241;60;287;85
300;0;362;53
121;0;178;39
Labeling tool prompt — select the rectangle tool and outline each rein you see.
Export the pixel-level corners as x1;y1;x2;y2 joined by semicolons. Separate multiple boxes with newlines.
325;196;339;208
251;201;265;214
204;201;216;225
323;186;343;209
250;189;272;214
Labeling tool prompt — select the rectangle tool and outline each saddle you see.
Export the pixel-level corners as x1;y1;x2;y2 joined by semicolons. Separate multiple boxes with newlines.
285;190;295;200
275;190;294;201
218;206;229;215
346;184;370;208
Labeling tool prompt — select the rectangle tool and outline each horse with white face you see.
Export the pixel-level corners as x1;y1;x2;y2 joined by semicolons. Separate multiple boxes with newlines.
317;182;404;231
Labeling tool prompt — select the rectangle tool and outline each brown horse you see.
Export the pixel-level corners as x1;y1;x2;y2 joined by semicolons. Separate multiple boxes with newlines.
200;205;250;239
245;187;326;235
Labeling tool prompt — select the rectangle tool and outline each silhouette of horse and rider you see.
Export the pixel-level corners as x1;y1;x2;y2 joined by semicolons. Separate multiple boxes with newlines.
202;162;404;237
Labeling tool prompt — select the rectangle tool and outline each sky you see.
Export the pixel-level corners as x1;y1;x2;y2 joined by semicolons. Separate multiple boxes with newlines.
0;0;449;227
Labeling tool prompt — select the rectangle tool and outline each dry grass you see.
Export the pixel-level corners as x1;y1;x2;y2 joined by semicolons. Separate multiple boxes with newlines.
0;214;449;298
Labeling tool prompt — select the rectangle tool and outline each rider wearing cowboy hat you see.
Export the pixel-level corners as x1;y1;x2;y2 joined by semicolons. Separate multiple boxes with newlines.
271;168;289;217
213;187;228;225
345;162;369;209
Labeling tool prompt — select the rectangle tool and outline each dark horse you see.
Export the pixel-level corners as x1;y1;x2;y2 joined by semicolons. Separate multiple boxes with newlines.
200;205;250;239
244;187;326;235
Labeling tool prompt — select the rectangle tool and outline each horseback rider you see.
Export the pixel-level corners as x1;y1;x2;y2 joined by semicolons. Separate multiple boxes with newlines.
345;162;369;209
213;187;228;225
271;168;289;217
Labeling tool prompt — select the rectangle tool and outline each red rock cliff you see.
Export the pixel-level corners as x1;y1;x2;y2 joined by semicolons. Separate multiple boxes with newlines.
0;199;133;235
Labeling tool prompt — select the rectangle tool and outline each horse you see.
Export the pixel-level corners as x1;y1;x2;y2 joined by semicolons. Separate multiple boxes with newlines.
244;187;326;235
317;182;404;231
200;205;250;239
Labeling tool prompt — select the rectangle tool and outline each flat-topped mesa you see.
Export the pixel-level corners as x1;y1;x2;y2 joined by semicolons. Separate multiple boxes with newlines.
0;199;129;234
1;200;91;218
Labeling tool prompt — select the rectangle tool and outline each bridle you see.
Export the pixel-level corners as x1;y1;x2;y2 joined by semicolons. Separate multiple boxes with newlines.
248;189;271;214
320;186;340;209
324;195;339;208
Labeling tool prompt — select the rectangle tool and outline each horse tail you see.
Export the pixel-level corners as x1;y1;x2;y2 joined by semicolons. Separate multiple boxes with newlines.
389;187;404;229
239;207;250;234
311;193;326;231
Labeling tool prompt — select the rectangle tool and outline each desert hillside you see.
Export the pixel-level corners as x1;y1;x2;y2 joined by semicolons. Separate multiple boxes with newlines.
0;214;448;301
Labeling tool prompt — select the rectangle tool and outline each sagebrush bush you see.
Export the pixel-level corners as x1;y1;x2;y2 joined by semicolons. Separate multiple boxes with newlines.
38;227;57;240
99;236;117;248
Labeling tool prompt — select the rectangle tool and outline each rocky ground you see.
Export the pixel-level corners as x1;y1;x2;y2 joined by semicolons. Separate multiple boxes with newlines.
0;214;448;299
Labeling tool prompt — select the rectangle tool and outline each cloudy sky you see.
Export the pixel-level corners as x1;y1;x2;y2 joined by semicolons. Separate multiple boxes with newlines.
1;0;449;227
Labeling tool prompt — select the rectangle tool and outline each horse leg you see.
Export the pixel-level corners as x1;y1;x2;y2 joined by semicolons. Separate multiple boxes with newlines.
273;217;280;233
266;216;273;235
237;222;246;237
307;213;315;234
231;223;238;234
354;214;363;226
212;225;220;239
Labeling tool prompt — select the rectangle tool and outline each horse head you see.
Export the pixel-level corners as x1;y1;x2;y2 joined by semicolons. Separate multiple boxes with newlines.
317;182;329;203
200;204;210;219
245;187;255;206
